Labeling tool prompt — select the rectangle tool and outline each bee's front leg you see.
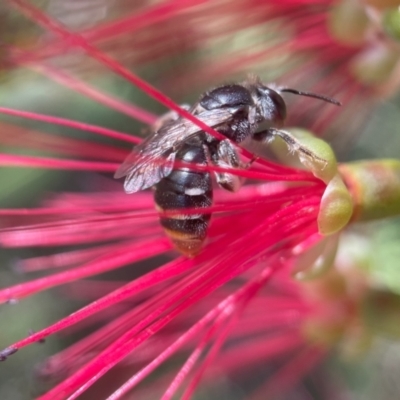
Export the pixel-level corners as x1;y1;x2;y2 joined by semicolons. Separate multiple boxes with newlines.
253;128;328;167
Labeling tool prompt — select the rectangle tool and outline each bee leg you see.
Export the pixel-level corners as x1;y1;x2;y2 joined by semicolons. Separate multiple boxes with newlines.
244;154;259;169
253;128;328;167
213;139;244;192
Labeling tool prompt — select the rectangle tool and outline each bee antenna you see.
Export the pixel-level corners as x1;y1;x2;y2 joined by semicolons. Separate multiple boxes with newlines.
279;88;341;106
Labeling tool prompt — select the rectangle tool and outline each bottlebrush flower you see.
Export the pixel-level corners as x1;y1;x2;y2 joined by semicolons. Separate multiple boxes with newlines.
0;129;340;399
1;132;400;399
1;0;400;399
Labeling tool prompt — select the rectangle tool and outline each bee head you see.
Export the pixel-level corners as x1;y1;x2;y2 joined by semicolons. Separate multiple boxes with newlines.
255;86;287;128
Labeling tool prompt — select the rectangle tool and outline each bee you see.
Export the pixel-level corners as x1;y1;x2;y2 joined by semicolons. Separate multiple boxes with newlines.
115;76;340;256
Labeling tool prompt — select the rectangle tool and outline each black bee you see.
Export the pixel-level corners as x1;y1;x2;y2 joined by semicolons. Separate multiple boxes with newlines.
115;76;340;256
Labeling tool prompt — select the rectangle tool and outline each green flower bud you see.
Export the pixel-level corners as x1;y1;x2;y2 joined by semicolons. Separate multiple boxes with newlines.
328;0;370;46
293;235;339;281
272;128;338;183
350;43;400;85
318;173;354;235
383;7;400;41
339;159;400;221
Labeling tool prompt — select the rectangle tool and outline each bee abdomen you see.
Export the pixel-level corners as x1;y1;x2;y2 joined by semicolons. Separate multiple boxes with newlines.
154;141;212;257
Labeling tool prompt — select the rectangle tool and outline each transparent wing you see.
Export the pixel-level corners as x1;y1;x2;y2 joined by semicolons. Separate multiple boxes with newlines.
114;108;234;193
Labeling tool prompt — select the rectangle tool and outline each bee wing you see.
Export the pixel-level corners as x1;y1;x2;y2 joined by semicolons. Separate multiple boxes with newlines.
114;108;234;193
121;149;176;193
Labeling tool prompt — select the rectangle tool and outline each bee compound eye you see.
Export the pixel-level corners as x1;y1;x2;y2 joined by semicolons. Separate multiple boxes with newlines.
259;88;287;122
